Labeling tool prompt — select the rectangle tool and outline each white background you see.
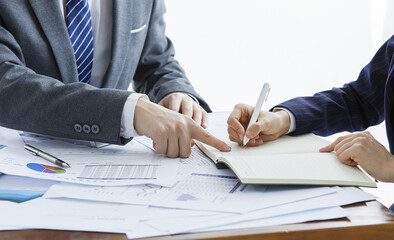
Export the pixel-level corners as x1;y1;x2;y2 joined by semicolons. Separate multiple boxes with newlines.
163;0;394;207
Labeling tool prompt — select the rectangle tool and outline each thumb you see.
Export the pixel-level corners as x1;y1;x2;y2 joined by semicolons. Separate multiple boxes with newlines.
245;123;261;139
245;119;270;139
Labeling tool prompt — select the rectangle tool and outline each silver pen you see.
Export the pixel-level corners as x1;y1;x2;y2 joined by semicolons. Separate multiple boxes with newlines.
24;144;71;168
243;83;271;146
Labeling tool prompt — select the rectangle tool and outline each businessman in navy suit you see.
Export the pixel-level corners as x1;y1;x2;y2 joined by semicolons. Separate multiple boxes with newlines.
227;35;394;183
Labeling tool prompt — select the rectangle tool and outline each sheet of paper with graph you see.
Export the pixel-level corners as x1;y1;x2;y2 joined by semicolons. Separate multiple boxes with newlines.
0;127;177;187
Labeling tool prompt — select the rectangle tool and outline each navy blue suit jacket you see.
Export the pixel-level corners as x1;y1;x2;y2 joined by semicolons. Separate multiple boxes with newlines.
276;35;394;153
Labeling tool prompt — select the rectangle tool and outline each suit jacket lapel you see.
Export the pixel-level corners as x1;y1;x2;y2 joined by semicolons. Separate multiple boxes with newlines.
102;0;133;88
28;0;78;84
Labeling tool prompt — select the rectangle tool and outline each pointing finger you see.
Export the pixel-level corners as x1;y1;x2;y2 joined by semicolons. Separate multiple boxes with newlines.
192;125;231;152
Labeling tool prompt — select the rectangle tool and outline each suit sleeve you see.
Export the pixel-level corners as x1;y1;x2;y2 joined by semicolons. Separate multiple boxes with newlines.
275;36;394;136
132;0;211;112
0;25;132;145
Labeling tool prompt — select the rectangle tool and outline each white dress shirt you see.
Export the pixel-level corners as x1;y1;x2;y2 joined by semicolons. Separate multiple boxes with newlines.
273;108;296;134
58;0;144;139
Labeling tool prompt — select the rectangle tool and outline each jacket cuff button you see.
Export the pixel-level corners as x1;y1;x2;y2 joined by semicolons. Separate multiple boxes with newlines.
74;124;82;133
83;124;91;134
92;124;100;134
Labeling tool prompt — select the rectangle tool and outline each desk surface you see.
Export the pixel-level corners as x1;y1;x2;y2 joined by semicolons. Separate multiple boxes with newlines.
0;200;393;240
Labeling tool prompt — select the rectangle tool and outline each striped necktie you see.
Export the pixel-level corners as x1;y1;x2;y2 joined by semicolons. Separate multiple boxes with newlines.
66;0;94;83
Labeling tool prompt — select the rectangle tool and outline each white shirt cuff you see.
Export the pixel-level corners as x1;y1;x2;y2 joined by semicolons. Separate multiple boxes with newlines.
273;107;296;134
121;93;149;139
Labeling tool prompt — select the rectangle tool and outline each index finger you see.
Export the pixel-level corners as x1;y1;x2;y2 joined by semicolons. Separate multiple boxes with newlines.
319;137;344;153
192;125;231;152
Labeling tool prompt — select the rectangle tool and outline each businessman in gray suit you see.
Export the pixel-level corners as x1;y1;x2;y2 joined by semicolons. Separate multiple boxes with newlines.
0;0;231;157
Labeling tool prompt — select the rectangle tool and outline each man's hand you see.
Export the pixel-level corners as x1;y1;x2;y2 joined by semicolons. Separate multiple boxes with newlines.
320;131;394;182
134;97;231;158
158;92;208;128
227;104;290;146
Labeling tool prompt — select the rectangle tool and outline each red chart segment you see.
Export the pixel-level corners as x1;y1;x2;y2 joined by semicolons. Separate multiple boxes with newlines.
27;163;66;174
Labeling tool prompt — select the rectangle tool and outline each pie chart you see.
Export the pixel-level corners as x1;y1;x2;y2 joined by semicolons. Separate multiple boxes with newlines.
27;163;66;174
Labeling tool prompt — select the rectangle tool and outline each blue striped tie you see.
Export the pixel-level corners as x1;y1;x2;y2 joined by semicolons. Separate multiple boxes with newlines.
66;0;94;83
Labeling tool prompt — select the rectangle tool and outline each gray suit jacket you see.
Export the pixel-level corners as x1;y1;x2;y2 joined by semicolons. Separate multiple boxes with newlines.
0;0;210;144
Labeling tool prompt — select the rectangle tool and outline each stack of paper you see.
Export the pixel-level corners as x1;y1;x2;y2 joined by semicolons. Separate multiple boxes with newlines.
0;113;378;238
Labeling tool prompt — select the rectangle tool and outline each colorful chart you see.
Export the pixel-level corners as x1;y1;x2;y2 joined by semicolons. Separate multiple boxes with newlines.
0;144;7;150
27;163;66;174
177;194;199;202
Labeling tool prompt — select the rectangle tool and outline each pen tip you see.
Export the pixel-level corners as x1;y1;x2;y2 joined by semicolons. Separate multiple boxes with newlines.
242;135;249;146
63;163;71;168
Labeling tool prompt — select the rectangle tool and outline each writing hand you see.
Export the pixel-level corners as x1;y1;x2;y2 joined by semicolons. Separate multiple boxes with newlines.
227;104;290;146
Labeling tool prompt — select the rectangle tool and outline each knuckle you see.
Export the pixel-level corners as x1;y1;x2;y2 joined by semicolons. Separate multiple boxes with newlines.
154;144;165;154
337;135;346;141
170;93;179;99
271;133;281;140
156;127;168;136
361;131;371;138
166;148;179;158
171;117;187;132
202;130;212;139
333;144;340;152
359;137;369;144
353;142;364;150
355;132;366;138
229;135;237;142
260;119;271;130
181;149;191;158
234;103;243;109
167;153;177;158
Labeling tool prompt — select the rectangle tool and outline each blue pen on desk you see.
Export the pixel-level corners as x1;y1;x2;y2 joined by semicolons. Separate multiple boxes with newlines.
24;144;71;168
243;83;271;146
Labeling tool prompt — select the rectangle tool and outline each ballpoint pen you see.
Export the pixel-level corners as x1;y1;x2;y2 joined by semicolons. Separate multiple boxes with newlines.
243;83;271;146
24;144;71;168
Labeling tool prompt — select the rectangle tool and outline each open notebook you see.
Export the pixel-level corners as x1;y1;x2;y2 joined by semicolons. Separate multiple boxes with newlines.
196;112;376;188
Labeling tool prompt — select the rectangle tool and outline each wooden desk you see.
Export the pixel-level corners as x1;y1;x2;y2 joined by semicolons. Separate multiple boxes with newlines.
0;200;393;240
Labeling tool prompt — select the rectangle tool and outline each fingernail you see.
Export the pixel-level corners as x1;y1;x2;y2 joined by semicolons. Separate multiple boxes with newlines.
223;143;231;151
245;130;251;138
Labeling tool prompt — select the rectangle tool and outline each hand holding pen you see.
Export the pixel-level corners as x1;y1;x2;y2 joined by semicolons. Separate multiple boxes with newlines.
227;83;292;146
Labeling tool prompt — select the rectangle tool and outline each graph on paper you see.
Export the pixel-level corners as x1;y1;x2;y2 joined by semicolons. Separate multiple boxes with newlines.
78;164;160;180
0;127;178;186
44;172;265;212
27;163;66;174
170;173;242;203
178;147;214;166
